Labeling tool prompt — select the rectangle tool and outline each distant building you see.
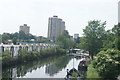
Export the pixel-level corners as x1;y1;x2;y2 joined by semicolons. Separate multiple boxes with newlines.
47;16;65;41
19;24;30;34
74;34;79;39
70;36;74;41
119;1;120;23
36;36;47;41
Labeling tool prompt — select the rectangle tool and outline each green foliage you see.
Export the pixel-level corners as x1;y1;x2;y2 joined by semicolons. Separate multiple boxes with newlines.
102;30;116;50
72;72;78;77
12;37;17;44
79;20;106;59
62;30;70;38
40;48;66;57
112;23;120;50
19;31;35;41
56;30;74;49
87;64;101;78
115;37;120;50
2;33;10;43
2;48;66;67
2;50;12;65
18;49;40;62
1;31;36;44
78;37;87;50
92;49;120;78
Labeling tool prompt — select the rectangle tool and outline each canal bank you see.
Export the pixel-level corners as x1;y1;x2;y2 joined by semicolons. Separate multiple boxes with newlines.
1;47;67;67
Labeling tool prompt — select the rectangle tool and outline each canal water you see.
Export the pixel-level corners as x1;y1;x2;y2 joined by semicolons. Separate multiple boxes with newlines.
2;55;83;78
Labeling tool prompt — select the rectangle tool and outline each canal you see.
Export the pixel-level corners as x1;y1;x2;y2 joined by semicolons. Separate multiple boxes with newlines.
2;55;84;78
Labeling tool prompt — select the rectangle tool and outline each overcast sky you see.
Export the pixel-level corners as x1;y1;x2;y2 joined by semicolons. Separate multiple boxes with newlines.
0;0;119;37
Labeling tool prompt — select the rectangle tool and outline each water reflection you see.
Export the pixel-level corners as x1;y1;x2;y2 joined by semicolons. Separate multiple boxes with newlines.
45;56;71;76
2;55;72;78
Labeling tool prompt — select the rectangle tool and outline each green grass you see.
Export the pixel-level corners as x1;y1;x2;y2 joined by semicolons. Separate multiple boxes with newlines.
87;64;101;78
72;72;78;77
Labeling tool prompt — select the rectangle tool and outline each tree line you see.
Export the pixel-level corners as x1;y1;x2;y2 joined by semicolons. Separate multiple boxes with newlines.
77;20;120;78
78;20;119;59
0;31;35;44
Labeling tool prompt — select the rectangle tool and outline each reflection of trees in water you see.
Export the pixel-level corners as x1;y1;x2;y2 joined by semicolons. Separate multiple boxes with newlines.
2;55;71;78
45;56;71;76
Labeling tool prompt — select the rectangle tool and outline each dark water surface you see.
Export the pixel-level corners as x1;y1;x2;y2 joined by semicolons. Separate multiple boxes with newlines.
2;55;83;78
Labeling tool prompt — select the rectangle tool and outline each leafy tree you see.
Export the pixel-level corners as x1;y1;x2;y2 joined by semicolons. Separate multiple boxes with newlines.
62;30;70;38
2;33;10;43
1;31;36;44
79;20;106;59
19;31;27;40
78;37;87;50
12;32;19;39
112;23;120;50
12;37;17;44
19;31;35;41
116;23;120;50
56;30;74;49
102;30;116;50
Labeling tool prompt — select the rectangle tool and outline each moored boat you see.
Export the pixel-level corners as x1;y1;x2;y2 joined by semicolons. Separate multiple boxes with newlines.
65;68;80;79
78;59;88;71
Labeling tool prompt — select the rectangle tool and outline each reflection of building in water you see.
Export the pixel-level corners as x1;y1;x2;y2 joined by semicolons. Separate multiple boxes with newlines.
12;68;17;78
45;63;61;76
3;68;17;79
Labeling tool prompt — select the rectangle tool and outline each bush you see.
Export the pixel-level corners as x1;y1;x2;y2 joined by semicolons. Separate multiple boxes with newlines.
2;50;12;65
2;47;67;67
93;49;120;78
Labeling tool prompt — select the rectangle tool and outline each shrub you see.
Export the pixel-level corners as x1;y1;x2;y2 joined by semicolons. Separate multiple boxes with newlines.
2;50;12;65
93;49;120;78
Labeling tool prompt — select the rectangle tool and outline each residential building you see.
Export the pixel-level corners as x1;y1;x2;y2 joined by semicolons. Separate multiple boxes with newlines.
119;1;120;23
47;16;65;41
19;24;30;34
74;34;79;39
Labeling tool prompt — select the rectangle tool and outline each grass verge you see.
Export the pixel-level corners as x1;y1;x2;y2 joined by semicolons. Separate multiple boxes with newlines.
86;64;101;78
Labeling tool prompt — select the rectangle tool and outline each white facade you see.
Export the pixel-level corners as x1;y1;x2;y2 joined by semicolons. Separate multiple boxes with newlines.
19;24;30;34
48;16;65;40
0;43;56;57
119;1;120;23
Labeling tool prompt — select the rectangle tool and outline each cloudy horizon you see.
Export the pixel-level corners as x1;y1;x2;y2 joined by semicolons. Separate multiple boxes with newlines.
0;0;119;37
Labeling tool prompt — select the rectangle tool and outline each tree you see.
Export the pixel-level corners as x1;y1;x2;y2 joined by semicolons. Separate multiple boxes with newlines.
112;23;120;50
19;31;27;41
62;30;70;38
12;37;17;44
116;23;120;50
102;30;116;50
56;30;74;49
19;31;35;41
79;20;106;59
2;33;10;43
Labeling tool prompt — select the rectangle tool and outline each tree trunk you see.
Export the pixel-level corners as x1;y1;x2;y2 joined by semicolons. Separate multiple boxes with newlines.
89;51;93;60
